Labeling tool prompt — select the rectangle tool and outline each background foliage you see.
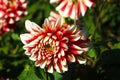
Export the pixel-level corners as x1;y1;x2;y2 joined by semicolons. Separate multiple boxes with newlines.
0;0;120;80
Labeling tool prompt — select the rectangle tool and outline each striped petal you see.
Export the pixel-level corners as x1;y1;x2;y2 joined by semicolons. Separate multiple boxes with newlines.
83;0;93;8
59;58;68;72
71;49;83;54
80;0;87;16
70;44;82;50
25;20;43;34
54;63;62;73
47;65;54;73
67;54;76;62
70;35;81;42
20;16;91;73
50;0;60;3
76;56;86;64
20;33;33;44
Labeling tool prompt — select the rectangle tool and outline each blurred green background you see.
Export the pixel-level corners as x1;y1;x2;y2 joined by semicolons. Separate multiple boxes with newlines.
0;0;120;80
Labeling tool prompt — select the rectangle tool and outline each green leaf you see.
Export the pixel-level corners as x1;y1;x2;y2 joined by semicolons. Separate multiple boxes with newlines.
76;78;81;80
53;72;63;80
87;48;96;58
18;65;41;80
11;33;20;40
112;42;120;49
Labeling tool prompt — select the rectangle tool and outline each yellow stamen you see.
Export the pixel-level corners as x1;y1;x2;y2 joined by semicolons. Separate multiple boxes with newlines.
70;0;77;3
44;44;53;52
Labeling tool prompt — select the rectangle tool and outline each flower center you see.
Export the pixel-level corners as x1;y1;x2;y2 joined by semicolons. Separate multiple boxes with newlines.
70;0;77;3
44;44;53;52
8;0;16;7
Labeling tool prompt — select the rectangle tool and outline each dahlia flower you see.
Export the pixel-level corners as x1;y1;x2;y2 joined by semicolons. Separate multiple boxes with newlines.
48;11;66;25
20;17;91;73
48;11;74;27
50;0;93;19
0;0;27;34
49;11;61;23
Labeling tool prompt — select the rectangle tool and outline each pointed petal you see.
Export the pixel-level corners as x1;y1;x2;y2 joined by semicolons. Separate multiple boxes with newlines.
25;51;31;55
70;44;82;50
20;33;33;44
39;60;47;68
60;42;68;51
57;57;68;72
55;17;62;28
55;41;60;46
49;11;59;23
79;1;87;16
60;57;67;65
58;52;62;58
35;61;40;67
71;49;83;54
56;0;67;12
29;55;36;61
43;36;50;43
56;31;63;39
62;37;69;43
47;65;54;73
61;49;65;56
70;5;76;19
37;52;41;60
70;35;81;42
67;25;75;30
43;19;52;29
54;63;62;73
9;13;15;17
23;37;39;49
67;25;77;34
82;47;90;52
9;19;14;24
83;0;93;8
17;11;23;16
67;54;76;62
77;56;86;64
63;1;73;17
25;20;43;34
50;0;60;3
59;49;65;57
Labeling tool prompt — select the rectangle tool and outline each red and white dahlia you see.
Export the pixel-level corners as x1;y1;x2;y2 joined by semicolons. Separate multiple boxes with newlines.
49;11;61;23
50;0;93;19
0;0;27;34
48;11;67;25
0;0;7;30
7;0;27;23
20;17;91;73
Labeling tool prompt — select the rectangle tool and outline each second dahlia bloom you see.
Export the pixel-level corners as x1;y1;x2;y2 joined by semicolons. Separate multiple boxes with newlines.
49;11;61;23
50;0;93;19
48;11;67;25
7;0;27;23
20;17;91;73
0;0;27;34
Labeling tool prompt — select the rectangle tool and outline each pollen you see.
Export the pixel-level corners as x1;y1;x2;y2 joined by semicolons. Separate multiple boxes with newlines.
70;0;77;3
44;44;53;52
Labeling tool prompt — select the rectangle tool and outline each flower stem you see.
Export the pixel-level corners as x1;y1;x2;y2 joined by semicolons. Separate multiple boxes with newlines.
45;68;48;80
74;1;77;26
91;18;100;40
91;1;106;41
